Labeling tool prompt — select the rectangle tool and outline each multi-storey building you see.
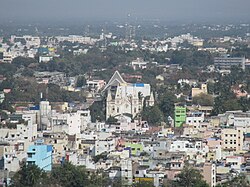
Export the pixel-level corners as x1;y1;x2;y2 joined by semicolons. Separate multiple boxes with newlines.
214;57;246;70
221;128;244;153
27;140;52;171
174;105;187;127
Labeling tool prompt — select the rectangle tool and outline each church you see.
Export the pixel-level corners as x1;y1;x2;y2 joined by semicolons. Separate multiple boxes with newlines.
103;71;154;119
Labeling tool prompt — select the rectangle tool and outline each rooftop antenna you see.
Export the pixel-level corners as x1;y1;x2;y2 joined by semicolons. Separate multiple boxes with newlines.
46;86;49;101
125;14;130;41
40;92;43;101
84;25;90;37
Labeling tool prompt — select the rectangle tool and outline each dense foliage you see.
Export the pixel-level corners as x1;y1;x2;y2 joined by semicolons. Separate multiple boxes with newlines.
11;162;109;187
167;165;209;187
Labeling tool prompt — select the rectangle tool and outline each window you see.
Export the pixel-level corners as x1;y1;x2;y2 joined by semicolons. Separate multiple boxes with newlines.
27;153;32;158
136;171;139;174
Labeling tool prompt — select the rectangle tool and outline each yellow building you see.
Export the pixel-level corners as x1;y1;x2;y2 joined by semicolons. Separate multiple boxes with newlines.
192;83;208;98
221;128;244;152
207;152;216;161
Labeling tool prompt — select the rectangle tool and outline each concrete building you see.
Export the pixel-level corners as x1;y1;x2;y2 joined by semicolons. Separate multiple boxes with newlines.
131;58;149;70
39;56;53;63
221;128;244;153
202;162;216;187
186;112;205;128
94;138;116;156
27;140;52;171
2;52;12;63
86;79;106;91
0;92;4;103
121;159;133;185
214;57;246;70
191;83;208;98
51;110;91;134
40;100;52;130
125;142;143;156
174;106;186;127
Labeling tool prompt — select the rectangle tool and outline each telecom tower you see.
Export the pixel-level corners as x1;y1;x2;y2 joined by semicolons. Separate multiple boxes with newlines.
125;13;136;41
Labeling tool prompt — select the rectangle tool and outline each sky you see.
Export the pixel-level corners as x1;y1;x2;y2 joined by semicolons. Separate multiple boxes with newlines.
0;0;250;23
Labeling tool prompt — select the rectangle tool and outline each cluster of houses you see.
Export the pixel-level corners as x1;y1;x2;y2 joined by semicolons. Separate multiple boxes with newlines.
0;30;250;186
0;71;249;186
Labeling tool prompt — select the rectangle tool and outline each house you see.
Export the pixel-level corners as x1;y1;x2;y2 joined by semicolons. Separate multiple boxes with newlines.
221;128;244;153
27;140;52;171
214;57;246;71
131;58;149;70
174;105;186;127
202;162;216;187
191;83;208;98
0;92;4;103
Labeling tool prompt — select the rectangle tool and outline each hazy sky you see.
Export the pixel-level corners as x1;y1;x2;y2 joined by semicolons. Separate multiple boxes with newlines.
0;0;250;23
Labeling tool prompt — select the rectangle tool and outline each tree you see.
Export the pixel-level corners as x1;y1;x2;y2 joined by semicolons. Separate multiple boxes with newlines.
158;91;177;120
51;162;89;187
216;173;250;187
106;116;118;124
141;105;164;125
90;100;106;122
0;63;17;77
76;76;86;87
172;165;209;187
12;56;37;68
93;152;108;163
0;110;8;120
51;162;109;187
21;68;34;77
10;164;49;187
133;180;155;187
192;93;214;106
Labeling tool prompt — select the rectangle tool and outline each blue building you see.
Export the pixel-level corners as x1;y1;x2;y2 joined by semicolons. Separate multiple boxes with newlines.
27;140;52;171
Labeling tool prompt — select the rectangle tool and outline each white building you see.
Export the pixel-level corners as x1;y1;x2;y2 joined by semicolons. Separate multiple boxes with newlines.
51;110;91;135
39;56;53;63
186;112;205;128
104;71;154;119
131;58;149;70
